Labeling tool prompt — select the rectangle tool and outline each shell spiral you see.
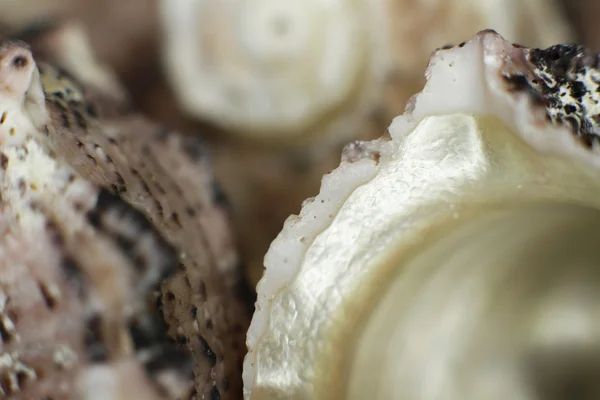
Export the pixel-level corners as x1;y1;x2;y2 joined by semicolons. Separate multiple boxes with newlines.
159;0;389;141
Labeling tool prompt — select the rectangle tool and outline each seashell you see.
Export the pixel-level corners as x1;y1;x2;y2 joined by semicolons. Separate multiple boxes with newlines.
244;30;600;399
563;0;600;52
20;20;128;106
0;36;251;399
157;0;573;145
158;0;391;143
0;0;161;111
0;40;193;399
157;0;575;287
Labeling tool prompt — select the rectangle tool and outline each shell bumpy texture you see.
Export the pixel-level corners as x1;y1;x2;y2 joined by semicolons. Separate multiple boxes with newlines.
0;38;251;400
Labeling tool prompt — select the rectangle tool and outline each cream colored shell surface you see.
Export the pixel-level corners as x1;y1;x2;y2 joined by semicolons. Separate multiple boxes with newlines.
244;31;600;399
159;0;390;141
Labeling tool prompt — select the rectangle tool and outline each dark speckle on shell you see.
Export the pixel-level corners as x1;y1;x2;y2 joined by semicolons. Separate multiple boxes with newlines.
439;34;600;149
0;33;250;399
502;43;600;147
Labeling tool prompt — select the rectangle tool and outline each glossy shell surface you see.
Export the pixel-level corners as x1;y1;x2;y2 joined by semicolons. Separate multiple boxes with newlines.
243;30;600;399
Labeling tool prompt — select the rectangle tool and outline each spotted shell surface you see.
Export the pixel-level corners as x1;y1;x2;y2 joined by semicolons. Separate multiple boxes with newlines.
0;36;251;400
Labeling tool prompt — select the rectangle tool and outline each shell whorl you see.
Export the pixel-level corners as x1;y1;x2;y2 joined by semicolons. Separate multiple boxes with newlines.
159;0;390;141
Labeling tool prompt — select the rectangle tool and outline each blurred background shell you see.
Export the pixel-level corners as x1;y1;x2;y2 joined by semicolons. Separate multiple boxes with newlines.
0;0;599;398
0;0;587;286
159;0;391;145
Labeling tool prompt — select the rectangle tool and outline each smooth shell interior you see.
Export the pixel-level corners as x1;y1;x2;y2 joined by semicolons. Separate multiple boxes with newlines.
346;202;600;400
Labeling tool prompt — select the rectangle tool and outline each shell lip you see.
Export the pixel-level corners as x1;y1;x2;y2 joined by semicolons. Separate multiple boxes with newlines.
244;30;600;398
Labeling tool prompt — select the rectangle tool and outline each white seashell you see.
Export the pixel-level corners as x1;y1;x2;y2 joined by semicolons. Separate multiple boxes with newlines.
158;0;391;142
158;0;573;144
243;30;600;399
